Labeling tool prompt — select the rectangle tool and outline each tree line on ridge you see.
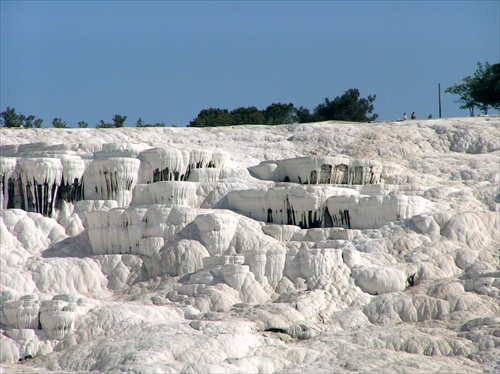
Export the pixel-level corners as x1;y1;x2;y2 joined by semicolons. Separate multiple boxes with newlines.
2;61;498;129
0;88;377;129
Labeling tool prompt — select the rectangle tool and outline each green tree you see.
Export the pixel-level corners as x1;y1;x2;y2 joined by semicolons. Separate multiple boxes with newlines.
296;106;318;123
112;114;127;127
96;120;114;128
264;103;298;125
150;122;166;127
52;118;67;128
470;62;500;113
135;117;166;127
313;89;378;122
78;121;88;128
24;115;35;128
1;108;43;128
446;61;500;116
96;114;127;128
18;114;26;127
189;108;232;127
445;77;478;116
230;106;265;125
1;107;24;127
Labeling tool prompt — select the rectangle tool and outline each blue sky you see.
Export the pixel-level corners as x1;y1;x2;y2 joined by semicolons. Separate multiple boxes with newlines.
1;1;499;127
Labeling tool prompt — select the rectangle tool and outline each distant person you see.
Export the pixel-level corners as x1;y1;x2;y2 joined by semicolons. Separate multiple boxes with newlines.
411;112;416;119
428;114;432;119
402;113;407;120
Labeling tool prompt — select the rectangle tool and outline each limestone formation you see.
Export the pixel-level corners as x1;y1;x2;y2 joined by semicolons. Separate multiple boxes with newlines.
0;117;498;373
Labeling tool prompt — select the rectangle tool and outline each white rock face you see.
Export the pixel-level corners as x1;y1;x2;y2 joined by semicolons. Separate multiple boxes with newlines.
248;156;390;185
0;117;499;373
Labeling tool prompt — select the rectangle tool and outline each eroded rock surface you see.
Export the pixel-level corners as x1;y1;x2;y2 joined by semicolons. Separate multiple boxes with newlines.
1;117;498;373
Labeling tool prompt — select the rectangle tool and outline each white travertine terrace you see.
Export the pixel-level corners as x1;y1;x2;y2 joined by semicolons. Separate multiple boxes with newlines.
225;186;429;230
324;194;431;229
248;156;392;185
0;117;499;373
137;147;229;184
225;185;358;227
83;157;141;206
0;157;17;209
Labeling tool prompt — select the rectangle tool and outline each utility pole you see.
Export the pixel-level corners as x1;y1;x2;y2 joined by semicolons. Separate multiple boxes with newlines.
438;83;442;118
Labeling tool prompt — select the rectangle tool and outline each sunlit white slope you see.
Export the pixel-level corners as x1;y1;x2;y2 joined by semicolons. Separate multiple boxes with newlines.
0;116;498;373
